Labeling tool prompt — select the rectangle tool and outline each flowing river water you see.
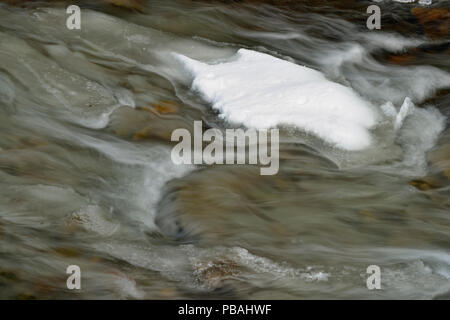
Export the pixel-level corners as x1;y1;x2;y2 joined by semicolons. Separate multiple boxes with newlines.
0;0;449;299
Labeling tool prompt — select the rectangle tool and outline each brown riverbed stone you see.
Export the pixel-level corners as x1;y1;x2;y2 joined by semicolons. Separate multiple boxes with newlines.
194;0;358;10
52;247;81;258
411;7;450;40
102;0;144;11
359;209;376;222
428;130;450;180
109;106;186;142
158;287;178;298
387;52;417;65
194;259;239;289
16;293;37;300
0;269;20;282
380;41;450;67
409;178;441;191
153;100;179;114
137;101;179;116
1;0;144;10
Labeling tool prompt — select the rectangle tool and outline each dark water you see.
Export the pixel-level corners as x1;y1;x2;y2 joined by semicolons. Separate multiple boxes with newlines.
0;0;449;299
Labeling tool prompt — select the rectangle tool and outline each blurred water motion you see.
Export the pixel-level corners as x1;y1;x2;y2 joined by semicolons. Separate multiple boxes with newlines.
0;0;449;299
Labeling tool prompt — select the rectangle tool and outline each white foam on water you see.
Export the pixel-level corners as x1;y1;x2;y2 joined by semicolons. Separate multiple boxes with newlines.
231;247;330;282
394;97;415;131
175;48;380;151
316;41;450;106
110;272;145;299
396;103;446;174
369;97;445;176
96;243;330;292
18;113;193;232
360;32;424;52
365;248;450;297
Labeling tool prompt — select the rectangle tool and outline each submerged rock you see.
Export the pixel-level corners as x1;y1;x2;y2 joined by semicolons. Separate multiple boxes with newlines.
65;205;120;236
409;178;441;191
412;7;450;39
103;0;144;11
52;247;81;258
2;0;145;11
428;130;450;179
384;42;450;67
155;165;299;244
193;259;240;289
108;105;187;142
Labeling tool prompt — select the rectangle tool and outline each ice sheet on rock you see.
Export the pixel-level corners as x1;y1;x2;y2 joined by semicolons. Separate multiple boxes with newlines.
175;49;380;151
